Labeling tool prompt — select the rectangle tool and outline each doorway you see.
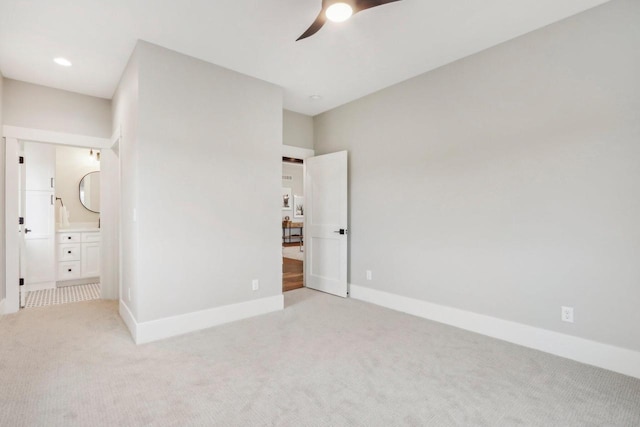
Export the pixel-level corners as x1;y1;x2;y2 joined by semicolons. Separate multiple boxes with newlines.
21;142;102;308
282;156;304;292
0;126;119;314
279;146;349;298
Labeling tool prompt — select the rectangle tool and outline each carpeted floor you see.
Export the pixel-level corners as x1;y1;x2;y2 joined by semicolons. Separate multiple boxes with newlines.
0;289;639;426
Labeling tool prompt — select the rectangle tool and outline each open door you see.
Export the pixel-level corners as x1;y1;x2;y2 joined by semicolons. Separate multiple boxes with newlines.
304;151;348;297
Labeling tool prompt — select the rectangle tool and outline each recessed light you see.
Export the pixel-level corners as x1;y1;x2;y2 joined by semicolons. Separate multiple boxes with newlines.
309;95;322;100
53;57;72;67
326;2;353;23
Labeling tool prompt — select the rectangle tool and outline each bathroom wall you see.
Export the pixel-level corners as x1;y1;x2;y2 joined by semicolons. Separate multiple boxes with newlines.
55;145;101;225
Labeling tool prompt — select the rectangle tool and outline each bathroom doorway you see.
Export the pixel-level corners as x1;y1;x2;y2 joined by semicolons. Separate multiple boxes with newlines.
3;127;118;315
282;156;304;292
20;142;103;308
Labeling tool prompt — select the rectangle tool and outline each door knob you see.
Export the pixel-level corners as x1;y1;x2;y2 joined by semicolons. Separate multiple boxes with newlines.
24;228;32;234
333;229;348;235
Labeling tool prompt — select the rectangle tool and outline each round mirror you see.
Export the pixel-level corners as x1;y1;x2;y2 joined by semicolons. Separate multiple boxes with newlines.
79;171;100;213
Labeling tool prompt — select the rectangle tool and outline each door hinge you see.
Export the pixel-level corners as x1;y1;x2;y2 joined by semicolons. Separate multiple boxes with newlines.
19;278;24;287
19;217;24;225
19;156;24;164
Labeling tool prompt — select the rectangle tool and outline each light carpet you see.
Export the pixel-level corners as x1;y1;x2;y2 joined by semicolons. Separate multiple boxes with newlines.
25;283;101;308
0;289;639;426
283;245;304;261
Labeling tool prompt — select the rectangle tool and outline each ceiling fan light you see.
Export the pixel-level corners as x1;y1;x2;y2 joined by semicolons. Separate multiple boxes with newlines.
326;2;353;23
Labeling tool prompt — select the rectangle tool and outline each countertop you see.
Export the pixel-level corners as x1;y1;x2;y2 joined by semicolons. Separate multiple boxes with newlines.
56;227;100;233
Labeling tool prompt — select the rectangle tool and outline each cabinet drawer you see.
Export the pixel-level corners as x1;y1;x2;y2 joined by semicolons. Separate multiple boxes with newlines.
58;243;81;261
58;232;80;243
58;261;81;280
81;232;101;243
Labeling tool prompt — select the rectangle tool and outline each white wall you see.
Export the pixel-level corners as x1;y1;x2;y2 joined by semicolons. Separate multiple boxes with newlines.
283;110;313;149
2;79;111;137
314;0;640;352
117;42;283;325
55;146;101;224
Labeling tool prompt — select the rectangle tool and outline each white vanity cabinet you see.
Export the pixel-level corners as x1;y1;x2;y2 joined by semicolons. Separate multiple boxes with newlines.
56;230;100;284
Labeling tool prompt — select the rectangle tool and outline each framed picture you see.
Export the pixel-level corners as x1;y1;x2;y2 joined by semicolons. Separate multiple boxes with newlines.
282;187;292;210
294;195;304;218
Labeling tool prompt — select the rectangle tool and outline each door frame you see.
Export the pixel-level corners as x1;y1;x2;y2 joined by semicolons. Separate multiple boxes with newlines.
3;125;115;314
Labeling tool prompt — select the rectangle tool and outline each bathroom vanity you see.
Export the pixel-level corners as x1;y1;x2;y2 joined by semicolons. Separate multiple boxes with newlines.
56;227;101;285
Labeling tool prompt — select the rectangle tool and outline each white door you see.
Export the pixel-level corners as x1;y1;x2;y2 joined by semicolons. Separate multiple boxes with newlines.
23;142;56;291
304;151;348;297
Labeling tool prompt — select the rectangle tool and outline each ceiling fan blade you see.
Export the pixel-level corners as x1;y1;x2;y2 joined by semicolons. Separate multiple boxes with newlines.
354;0;402;14
296;10;327;41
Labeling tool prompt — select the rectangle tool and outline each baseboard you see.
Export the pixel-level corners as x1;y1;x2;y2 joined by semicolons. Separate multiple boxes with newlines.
25;281;56;292
57;277;100;288
119;301;138;343
120;295;284;345
350;284;640;379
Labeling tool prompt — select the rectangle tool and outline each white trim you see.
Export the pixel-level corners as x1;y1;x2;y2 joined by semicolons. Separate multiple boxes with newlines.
121;295;284;345
119;300;138;343
350;284;640;379
0;299;6;315
282;145;314;160
4;137;20;314
2;126;111;149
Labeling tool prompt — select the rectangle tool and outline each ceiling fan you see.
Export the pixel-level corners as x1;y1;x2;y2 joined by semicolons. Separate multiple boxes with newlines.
297;0;402;41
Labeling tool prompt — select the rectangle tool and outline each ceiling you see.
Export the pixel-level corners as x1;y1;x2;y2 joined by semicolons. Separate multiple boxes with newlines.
0;0;610;116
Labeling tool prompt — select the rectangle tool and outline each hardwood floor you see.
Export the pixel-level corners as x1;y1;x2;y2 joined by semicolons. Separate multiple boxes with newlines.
283;257;303;292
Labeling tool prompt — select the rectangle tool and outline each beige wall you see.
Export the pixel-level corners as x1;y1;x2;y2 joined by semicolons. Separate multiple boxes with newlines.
2;79;111;137
314;0;640;351
55;145;101;224
283;109;313;149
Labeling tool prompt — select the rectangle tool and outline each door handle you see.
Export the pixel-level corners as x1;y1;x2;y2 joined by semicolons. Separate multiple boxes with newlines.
25;228;32;234
333;229;348;235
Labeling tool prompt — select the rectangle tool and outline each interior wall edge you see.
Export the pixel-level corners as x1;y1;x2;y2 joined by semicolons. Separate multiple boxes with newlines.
119;300;138;343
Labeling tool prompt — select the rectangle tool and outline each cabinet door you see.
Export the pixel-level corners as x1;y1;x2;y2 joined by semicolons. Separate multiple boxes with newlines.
81;242;101;278
25;142;56;192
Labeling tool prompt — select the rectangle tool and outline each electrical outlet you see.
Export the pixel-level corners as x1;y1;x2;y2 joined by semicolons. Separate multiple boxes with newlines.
366;270;372;281
561;306;574;323
252;279;259;291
